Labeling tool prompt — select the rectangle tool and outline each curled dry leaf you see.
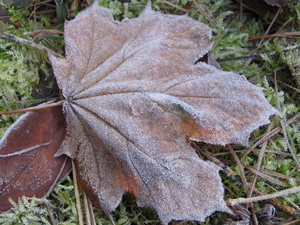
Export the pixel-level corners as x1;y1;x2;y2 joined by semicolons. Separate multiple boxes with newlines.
0;104;71;211
47;1;278;224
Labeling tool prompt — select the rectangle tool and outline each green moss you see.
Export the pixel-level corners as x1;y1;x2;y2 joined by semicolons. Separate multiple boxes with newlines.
0;3;65;136
0;196;50;225
0;35;41;135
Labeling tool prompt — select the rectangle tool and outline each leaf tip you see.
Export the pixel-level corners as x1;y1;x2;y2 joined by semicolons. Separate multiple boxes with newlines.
145;0;152;10
92;0;100;7
140;0;155;16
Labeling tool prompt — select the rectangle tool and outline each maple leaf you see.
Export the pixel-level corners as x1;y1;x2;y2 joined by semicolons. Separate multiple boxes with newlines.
46;1;278;224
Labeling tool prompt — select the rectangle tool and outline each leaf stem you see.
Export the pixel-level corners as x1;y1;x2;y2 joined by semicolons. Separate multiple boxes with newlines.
0;101;64;115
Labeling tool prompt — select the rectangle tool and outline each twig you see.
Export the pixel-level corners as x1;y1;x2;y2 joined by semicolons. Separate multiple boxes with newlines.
246;165;298;182
191;0;217;29
216;43;300;63
192;143;242;183
248;124;272;197
241;111;300;161
161;0;188;12
83;192;92;225
72;160;84;225
194;144;300;216
257;6;281;48
0;32;63;58
254;185;300;217
283;219;300;225
29;29;64;38
277;80;300;93
108;214;116;225
246;166;290;187
43;156;71;198
226;145;259;225
274;72;300;169
249;31;300;40
86;195;96;225
226;186;300;206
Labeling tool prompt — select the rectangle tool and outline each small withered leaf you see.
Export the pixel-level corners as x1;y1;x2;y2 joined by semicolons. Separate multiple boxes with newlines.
48;1;278;224
0;104;71;211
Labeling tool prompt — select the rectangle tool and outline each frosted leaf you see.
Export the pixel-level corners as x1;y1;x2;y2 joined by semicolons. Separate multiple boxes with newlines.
48;1;278;224
0;104;71;211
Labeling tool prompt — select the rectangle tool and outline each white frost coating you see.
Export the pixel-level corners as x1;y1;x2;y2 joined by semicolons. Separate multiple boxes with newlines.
149;92;195;118
0;143;51;158
0;111;32;150
129;93;156;116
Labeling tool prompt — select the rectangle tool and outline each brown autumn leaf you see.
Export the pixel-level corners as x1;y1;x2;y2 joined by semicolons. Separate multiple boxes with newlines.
48;1;278;224
0;104;71;211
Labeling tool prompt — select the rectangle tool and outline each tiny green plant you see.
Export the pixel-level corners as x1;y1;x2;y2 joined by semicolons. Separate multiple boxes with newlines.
0;196;50;225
